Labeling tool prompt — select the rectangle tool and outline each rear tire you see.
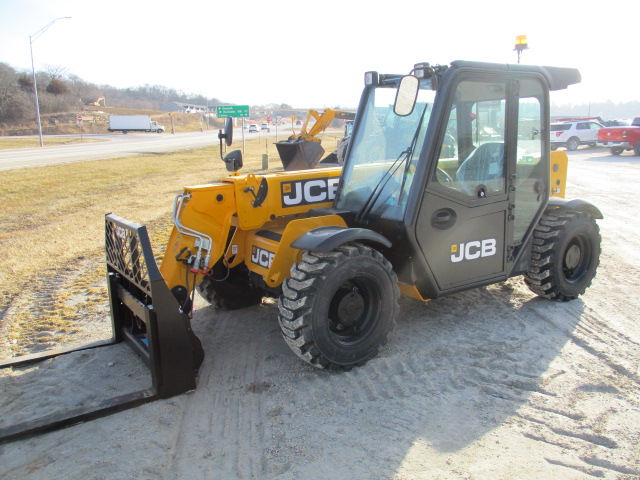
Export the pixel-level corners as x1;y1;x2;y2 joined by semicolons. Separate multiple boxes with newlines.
610;147;624;155
566;137;580;151
278;243;399;370
634;143;640;156
525;210;601;301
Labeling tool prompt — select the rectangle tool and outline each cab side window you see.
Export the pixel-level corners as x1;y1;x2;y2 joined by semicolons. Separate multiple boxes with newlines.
433;79;507;198
513;79;545;242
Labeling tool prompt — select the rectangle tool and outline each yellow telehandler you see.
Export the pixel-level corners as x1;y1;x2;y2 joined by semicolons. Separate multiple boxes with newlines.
106;61;601;374
1;60;602;441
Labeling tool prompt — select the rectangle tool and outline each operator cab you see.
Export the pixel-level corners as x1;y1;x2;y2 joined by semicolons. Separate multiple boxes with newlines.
336;68;439;223
334;61;580;299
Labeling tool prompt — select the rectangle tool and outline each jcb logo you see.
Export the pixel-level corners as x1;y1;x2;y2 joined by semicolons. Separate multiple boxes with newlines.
251;246;275;269
451;239;497;263
281;177;339;208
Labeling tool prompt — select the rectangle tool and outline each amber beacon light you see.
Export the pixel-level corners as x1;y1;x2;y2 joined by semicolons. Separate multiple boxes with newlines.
514;35;528;63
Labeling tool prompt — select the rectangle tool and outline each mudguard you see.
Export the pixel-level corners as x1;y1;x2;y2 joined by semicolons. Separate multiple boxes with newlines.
291;225;392;252
547;198;604;219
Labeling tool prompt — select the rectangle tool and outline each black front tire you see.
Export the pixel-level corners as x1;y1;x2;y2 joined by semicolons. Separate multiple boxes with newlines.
525;210;601;301
278;243;399;370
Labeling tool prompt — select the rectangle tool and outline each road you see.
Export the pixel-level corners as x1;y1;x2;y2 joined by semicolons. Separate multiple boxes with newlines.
0;128;289;171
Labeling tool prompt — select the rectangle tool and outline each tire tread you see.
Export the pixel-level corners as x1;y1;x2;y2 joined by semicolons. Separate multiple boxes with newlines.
278;243;399;370
524;210;600;301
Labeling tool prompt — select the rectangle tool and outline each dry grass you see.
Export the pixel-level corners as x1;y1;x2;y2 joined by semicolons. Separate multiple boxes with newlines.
0;130;343;357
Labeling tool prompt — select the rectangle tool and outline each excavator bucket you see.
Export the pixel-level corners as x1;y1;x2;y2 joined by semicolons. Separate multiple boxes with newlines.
276;139;326;171
0;214;204;443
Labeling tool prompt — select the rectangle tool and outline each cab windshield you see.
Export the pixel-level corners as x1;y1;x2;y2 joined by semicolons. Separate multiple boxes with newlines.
336;78;436;221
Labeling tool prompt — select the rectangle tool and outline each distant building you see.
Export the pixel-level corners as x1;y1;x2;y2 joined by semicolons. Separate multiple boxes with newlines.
160;102;212;114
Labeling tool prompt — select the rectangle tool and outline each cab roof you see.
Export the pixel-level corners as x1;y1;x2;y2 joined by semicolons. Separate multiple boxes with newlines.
449;60;581;91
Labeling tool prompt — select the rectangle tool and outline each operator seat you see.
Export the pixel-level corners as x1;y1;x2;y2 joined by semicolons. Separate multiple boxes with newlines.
455;142;505;196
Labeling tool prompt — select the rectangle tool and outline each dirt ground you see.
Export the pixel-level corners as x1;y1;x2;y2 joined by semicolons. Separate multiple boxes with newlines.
1;148;639;480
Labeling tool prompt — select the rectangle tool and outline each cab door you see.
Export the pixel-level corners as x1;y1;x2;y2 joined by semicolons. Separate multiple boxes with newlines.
579;121;603;144
415;75;509;291
416;74;548;294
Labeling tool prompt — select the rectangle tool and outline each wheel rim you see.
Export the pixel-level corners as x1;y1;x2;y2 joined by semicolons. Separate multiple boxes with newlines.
327;278;379;346
563;234;591;282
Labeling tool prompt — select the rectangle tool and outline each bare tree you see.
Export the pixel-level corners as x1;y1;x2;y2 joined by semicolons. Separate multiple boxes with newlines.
67;74;88;99
0;63;32;124
45;64;69;81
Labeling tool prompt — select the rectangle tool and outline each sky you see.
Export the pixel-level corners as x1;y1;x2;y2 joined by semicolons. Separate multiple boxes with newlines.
1;0;638;110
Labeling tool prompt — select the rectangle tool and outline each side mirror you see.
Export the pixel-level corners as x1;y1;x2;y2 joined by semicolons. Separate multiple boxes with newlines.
223;149;243;172
218;117;234;164
394;75;420;117
218;116;233;146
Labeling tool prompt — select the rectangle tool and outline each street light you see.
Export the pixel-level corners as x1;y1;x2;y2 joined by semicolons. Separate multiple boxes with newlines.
29;16;71;147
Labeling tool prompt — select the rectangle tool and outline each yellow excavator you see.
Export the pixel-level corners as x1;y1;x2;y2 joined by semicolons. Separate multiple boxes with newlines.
88;97;106;107
276;108;355;170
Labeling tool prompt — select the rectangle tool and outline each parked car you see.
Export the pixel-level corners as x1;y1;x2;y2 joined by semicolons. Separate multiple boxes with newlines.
248;124;259;133
597;116;640;155
550;120;603;151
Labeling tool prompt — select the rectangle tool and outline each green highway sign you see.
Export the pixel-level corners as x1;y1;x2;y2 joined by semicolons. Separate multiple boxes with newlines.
216;105;250;118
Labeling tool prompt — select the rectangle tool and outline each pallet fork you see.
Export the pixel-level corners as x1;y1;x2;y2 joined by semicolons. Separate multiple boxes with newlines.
0;214;204;443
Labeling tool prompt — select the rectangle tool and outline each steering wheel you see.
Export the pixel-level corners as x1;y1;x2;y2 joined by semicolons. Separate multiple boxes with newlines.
436;167;453;183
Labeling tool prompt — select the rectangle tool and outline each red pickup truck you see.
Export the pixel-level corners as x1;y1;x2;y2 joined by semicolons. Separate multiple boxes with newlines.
597;116;640;155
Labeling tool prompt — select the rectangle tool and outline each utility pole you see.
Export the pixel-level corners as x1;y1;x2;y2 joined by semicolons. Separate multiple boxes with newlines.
29;17;71;147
